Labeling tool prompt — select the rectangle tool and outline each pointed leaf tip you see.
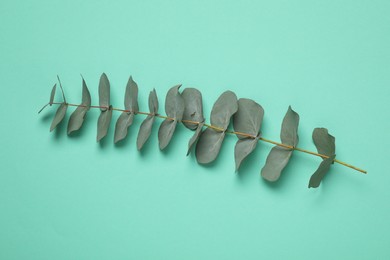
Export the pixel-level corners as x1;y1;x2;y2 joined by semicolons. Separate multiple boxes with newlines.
99;73;110;110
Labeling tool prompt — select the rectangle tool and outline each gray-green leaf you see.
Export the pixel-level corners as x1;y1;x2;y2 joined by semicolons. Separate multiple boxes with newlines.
50;103;68;132
137;115;155;151
67;78;91;134
182;88;204;130
233;98;264;138
158;119;177;150
196;128;225;164
148;89;158;114
308;155;336;188
125;76;139;112
235;138;258;171
50;84;56;105
210;91;238;130
313;128;335;157
114;112;134;143
99;73;110;110
187;123;204;156
281;106;299;147
97;106;112;142
261;146;293;182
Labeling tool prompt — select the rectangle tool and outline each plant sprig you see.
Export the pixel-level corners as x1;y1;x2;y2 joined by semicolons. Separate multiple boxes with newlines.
39;74;367;188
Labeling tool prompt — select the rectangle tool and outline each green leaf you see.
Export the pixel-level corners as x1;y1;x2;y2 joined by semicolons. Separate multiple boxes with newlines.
281;106;299;147
313;128;335;156
308;155;336;188
97;106;112;142
50;103;68;132
137;115;155;151
99;73;110;110
67;78;91;134
196;128;225;164
261;146;293;182
234;138;258;171
210;91;238;130
114;113;135;143
233;98;264;138
148;89;158;114
187;123;204;156
124;76;139;112
158;120;177;150
50;84;56;105
182;88;204;130
195;91;238;164
158;85;185;150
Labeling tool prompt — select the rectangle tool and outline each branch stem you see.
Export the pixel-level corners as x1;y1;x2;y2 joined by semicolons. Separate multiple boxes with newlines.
48;102;367;174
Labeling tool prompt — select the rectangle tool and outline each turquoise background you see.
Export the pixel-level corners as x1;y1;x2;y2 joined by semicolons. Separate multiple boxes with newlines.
1;0;389;259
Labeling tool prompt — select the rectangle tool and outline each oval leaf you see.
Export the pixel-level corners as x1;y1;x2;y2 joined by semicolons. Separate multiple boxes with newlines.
49;84;56;105
125;76;139;112
114;112;135;143
99;73;110;110
182;88;204;130
158;119;177;150
308;155;336;188
313;128;335;157
67;78;91;134
233;98;264;138
234;138;258;171
261;146;293;182
187;123;204;156
165;84;185;120
50;103;68;132
210;91;238;130
280;106;299;147
97;107;112;142
196;128;225;164
137;115;155;151
148;89;158;114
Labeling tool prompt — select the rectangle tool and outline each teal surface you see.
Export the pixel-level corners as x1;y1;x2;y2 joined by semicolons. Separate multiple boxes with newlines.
1;0;389;259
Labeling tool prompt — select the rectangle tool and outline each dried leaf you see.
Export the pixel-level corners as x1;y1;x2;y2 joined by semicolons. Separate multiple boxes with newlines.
196;128;225;164
234;138;258;171
261;146;293;182
99;73;110;110
308;155;336;188
233;98;264;138
158;85;185;150
97;106;112;142
187;123;204;156
158;120;177;150
124;76;139;112
313;128;335;157
114;113;134;143
67;78;91;134
148;89;158;114
210;91;238;130
50;103;68;132
182;88;204;130
281;106;300;147
137;115;155;151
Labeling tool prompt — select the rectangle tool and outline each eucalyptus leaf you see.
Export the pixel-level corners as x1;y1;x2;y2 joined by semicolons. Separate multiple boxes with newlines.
313;128;335;156
158;119;177;150
49;84;56;105
137;115;155;151
182;88;204;130
233;98;264;138
234;138;258;171
261;146;293;182
196;128;225;164
96;106;112;142
124;76;139;112
187;123;204;156
114;112;135;143
280;106;300;147
50;103;68;132
56;75;66;103
308;155;336;188
210;91;238;130
67;78;91;134
165;84;185;120
148;89;158;114
99;73;110;110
